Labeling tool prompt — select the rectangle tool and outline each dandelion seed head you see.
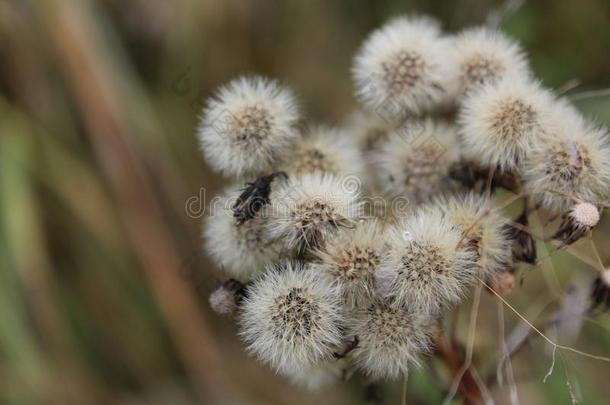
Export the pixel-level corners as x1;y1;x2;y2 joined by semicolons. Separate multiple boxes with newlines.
204;186;281;279
353;16;454;116
239;263;344;374
451;28;530;96
198;76;300;177
522;103;610;213
458;79;556;172
314;221;385;308
266;173;363;253
376;207;476;314
375;119;460;205
349;300;434;379
435;192;513;278
280;126;364;178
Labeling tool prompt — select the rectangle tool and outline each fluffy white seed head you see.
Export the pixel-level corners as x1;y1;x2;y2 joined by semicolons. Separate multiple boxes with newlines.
353;16;454;117
204;186;281;280
198;76;300;177
522;103;610;213
279;126;365;178
435;192;513;279
451;28;530;97
349;300;434;379
376;207;476;314
239;263;344;374
313;220;385;308
458;78;556;172
570;202;600;228
266;173;364;253
375;119;460;205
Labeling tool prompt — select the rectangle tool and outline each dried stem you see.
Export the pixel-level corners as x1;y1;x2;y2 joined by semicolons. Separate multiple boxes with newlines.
444;284;483;404
35;1;236;402
433;332;484;405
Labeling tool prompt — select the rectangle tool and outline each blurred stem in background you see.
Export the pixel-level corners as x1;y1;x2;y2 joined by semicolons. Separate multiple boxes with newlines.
30;0;235;403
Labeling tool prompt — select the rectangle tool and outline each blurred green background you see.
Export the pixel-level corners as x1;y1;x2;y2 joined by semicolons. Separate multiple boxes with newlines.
1;0;610;404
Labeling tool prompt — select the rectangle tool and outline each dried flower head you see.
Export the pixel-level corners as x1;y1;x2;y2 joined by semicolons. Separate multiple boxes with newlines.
376;207;476;314
204;186;281;279
198;76;300;177
451;28;529;96
591;269;610;312
239;263;344;374
375;119;460;205
435;192;513;278
353;16;453;116
506;208;537;264
522;103;610;213
458;78;556;172
314;220;385;308
348;300;434;379
209;279;244;316
279;126;364;178
571;202;601;228
552;202;601;246
267;173;363;253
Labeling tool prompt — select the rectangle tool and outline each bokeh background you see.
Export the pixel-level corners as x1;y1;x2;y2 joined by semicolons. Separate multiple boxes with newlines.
1;0;610;404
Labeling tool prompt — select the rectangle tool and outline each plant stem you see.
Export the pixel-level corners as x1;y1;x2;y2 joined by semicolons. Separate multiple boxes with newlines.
401;369;409;405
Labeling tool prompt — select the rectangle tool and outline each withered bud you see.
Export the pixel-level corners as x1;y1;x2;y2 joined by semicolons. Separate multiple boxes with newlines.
590;269;610;313
552;202;600;247
209;279;245;316
506;208;536;264
232;172;287;225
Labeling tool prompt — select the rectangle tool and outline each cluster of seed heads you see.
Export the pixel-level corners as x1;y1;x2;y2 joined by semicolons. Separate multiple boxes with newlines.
198;14;610;395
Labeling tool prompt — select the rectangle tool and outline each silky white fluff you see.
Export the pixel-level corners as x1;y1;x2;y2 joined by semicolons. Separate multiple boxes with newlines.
348;300;434;379
435;192;513;279
266;173;364;253
239;263;344;374
522;102;610;213
279;126;365;178
313;220;385;308
375;207;476;315
570;202;600;228
458;78;556;172
204;185;281;280
375;119;461;205
353;16;454;117
198;76;300;177
450;27;530;97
